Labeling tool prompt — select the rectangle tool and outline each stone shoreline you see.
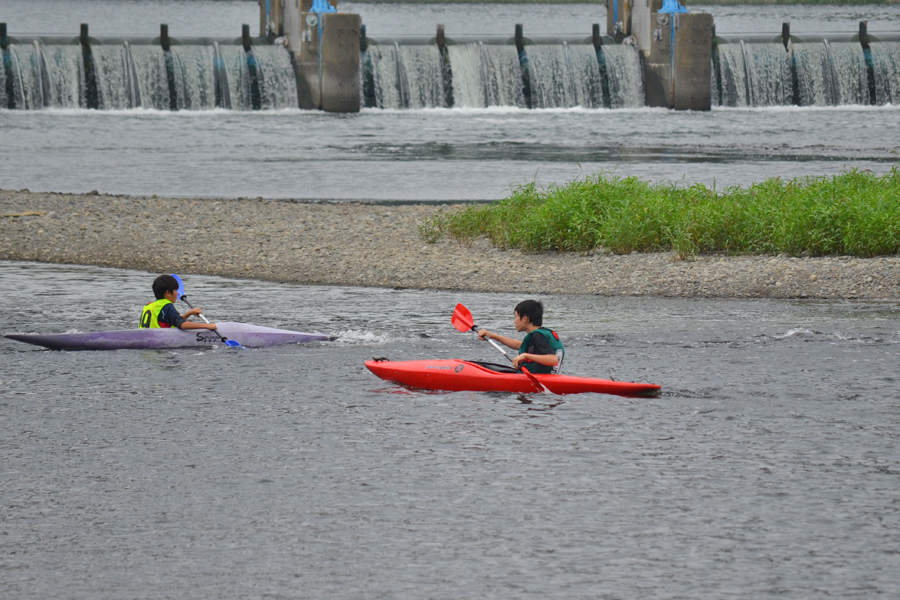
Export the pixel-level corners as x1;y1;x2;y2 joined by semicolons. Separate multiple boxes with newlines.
2;189;900;300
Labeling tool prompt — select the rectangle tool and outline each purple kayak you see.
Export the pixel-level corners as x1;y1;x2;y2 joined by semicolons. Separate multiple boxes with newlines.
4;322;331;351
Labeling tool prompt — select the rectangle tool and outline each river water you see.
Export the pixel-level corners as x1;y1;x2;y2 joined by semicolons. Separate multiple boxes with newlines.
3;261;900;598
2;2;900;597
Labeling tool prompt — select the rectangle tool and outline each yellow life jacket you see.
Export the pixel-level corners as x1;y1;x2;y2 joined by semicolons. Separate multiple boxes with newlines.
140;298;174;329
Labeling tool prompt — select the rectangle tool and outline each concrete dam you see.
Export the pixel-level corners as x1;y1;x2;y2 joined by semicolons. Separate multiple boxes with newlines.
1;0;899;112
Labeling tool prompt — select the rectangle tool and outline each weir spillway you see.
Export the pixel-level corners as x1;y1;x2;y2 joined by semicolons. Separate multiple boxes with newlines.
1;22;899;111
0;28;298;110
360;33;645;110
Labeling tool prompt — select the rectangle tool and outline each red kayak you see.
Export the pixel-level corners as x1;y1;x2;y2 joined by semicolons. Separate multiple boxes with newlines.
365;359;661;397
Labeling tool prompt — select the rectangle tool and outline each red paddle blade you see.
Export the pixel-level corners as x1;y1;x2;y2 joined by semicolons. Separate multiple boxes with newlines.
520;366;551;394
452;303;475;332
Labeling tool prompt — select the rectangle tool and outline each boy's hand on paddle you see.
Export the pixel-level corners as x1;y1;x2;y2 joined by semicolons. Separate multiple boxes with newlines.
185;307;204;318
512;354;529;369
477;328;491;340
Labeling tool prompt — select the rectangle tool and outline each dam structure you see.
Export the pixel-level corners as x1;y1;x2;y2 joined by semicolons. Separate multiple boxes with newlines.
1;0;899;112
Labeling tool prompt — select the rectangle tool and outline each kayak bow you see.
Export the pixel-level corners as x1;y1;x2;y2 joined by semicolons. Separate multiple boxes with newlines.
366;359;661;397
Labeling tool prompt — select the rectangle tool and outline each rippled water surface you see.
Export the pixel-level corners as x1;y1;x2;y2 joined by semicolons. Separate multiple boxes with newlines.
2;106;898;200
2;261;900;598
3;2;900;594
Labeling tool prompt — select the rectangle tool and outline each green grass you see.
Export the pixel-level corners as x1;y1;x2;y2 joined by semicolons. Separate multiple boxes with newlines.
423;168;900;259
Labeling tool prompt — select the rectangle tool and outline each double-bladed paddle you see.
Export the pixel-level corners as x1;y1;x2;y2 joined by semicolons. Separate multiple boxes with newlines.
171;274;242;348
452;303;549;393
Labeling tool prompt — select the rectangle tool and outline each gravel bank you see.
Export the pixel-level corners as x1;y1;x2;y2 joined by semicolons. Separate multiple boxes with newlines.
2;189;900;300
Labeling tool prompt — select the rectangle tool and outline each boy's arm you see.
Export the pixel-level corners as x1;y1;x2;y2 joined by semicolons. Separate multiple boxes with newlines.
513;352;559;369
477;329;522;350
159;304;215;330
180;307;204;319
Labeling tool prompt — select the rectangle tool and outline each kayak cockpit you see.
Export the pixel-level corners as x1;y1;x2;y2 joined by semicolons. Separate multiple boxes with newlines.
464;360;519;374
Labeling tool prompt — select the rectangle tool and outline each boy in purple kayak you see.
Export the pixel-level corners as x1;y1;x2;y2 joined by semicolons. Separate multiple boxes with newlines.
477;299;565;374
140;275;218;331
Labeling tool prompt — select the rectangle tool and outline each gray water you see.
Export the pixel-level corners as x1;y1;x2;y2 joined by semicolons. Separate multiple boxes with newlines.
3;4;900;595
2;260;900;598
6;2;900;37
1;104;898;200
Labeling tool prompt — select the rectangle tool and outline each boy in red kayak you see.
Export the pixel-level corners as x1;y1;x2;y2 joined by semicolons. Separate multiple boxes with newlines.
478;299;564;374
140;274;218;331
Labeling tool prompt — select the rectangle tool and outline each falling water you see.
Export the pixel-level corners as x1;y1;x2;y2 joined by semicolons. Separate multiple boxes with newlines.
527;44;578;108
566;44;603;108
128;45;168;109
1;41;296;110
872;42;900;105
602;44;644;108
717;43;748;106
715;39;899;107
361;42;643;109
363;43;401;109
92;44;129;109
0;52;6;109
252;45;298;109
32;44;83;108
212;41;230;109
744;42;791;106
447;43;525;108
170;45;217;110
398;45;444;108
792;41;869;106
123;41;141;108
5;36;895;112
827;41;868;105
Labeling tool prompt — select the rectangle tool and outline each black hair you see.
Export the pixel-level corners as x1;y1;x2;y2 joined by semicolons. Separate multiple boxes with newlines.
153;274;180;300
515;299;543;327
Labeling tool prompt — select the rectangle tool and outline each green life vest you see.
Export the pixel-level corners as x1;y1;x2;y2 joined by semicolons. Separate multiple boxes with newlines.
140;298;174;329
518;327;565;375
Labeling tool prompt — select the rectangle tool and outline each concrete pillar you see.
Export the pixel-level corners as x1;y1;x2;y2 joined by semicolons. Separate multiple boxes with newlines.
515;24;533;109
436;25;454;108
159;24;178;110
859;21;877;104
273;0;283;37
631;0;652;52
606;0;633;40
2;23;13;109
259;0;267;37
259;0;288;38
80;23;100;109
321;13;360;112
284;0;301;53
295;11;360;112
592;24;612;108
643;6;712;110
672;12;712;110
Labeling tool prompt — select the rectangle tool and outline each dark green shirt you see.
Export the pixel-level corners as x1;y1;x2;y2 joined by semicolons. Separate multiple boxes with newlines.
518;328;565;374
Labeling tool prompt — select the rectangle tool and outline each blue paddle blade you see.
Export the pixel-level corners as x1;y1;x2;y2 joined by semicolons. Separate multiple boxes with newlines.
225;340;242;347
170;274;185;299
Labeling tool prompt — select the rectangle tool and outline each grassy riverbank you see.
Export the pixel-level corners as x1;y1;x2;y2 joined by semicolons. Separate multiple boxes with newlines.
421;168;900;259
